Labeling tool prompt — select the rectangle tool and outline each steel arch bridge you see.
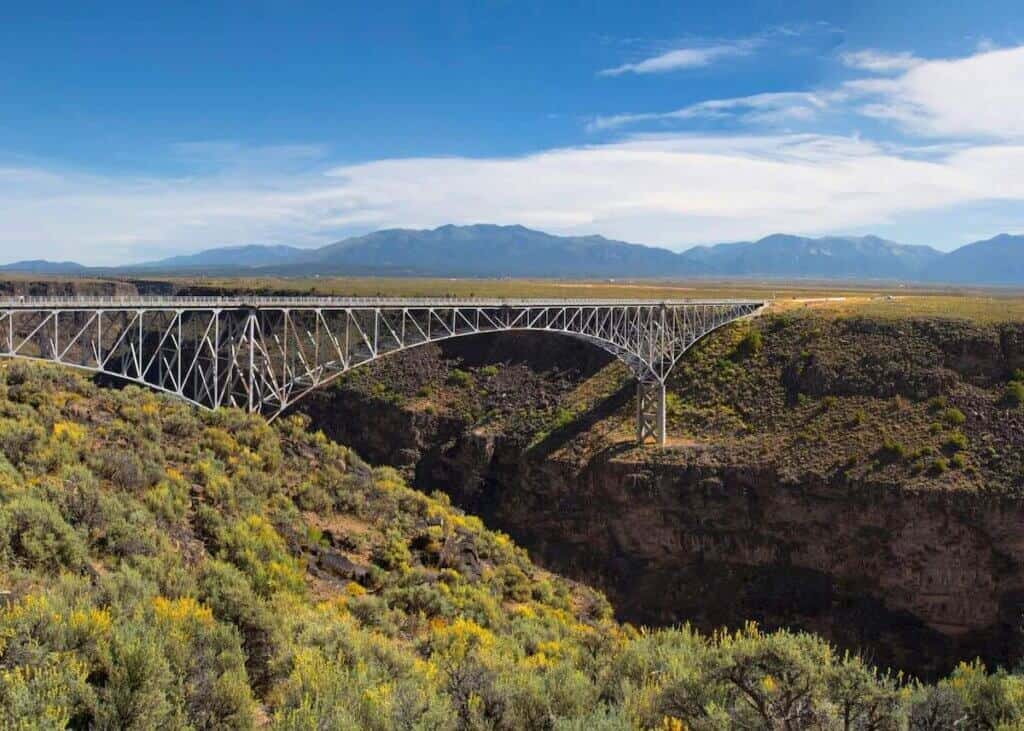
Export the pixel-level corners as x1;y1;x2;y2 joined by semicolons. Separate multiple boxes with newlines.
0;297;764;445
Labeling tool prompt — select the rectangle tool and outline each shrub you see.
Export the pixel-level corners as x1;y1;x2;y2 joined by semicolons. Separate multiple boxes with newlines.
907;686;964;730
94;621;178;729
664;393;684;419
1003;381;1024;408
0;655;92;728
930;457;950;475
480;365;500;378
944;432;968;453
943;408;966;426
927;395;948;411
217;515;305;597
878;438;907;462
94;448;147;491
198;560;284;695
735;328;763;358
372;529;413;573
0;417;45;465
495;563;533;602
446;369;474;388
0;496;88;571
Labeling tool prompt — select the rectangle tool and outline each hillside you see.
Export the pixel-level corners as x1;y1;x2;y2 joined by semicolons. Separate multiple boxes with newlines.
0;260;89;275
1;362;1021;727
300;224;686;278
924;233;1024;285
679;234;941;279
140;244;309;271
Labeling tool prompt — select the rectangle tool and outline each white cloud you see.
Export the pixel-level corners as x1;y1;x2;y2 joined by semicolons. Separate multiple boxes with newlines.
599;40;755;76
597;44;1024;143
3;132;1024;263
847;45;1024;140
588;92;832;131
841;49;922;73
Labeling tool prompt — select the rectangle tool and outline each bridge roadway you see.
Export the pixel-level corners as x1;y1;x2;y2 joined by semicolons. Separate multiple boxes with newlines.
0;296;765;444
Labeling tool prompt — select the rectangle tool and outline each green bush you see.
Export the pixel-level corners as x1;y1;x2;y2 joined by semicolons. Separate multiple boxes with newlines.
0;417;45;465
944;432;969;453
446;369;474;388
943;407;967;426
930;457;950;475
0;655;92;729
372;528;413;572
735;328;763;358
0;496;88;571
1003;380;1024;408
878;438;907;461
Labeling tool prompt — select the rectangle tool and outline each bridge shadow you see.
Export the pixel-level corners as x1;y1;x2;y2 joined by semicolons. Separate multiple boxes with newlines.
524;378;637;460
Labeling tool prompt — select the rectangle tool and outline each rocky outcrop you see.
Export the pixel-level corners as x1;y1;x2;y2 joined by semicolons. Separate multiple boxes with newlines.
0;279;139;297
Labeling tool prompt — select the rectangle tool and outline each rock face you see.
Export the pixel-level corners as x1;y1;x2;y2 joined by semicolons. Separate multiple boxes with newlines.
0;279;140;297
299;318;1024;679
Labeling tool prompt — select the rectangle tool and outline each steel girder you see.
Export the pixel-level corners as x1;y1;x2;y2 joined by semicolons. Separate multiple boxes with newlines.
0;298;764;444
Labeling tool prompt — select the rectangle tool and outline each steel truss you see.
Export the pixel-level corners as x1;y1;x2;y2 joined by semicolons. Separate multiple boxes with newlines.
0;297;764;445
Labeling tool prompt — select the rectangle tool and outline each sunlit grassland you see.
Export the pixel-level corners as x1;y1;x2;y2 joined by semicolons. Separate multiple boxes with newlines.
5;272;1024;322
163;275;1024;322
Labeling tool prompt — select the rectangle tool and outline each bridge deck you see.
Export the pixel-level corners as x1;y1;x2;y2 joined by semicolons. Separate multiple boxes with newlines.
0;295;764;309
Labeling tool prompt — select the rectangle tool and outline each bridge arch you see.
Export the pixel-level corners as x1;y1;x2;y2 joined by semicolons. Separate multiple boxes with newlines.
0;297;764;445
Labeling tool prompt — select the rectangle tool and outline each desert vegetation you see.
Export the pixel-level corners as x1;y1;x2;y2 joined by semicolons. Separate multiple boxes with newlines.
1;361;1022;728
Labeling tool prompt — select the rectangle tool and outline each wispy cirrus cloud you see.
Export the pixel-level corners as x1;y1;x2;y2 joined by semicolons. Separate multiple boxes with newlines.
593;43;1024;144
597;23;836;77
598;40;757;76
587;91;832;131
840;49;922;73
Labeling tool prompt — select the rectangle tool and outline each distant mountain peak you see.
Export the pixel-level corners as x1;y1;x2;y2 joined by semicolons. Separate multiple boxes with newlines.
1;225;1022;285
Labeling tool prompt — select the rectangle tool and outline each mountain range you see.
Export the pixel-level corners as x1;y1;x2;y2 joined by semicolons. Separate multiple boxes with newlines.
2;224;1022;285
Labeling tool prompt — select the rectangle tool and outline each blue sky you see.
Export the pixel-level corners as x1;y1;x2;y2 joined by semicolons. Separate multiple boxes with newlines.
2;1;1024;264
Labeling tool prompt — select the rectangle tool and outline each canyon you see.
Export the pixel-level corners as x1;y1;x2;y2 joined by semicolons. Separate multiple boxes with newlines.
299;314;1024;679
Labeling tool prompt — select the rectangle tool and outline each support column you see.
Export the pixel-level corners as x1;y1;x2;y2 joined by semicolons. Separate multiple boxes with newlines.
246;309;258;413
636;379;666;446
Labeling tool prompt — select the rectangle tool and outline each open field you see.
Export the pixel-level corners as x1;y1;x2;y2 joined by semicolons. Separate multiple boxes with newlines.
93;275;1024;323
4;273;1024;321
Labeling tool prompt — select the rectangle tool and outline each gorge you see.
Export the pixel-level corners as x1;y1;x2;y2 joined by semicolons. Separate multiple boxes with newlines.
298;313;1024;679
